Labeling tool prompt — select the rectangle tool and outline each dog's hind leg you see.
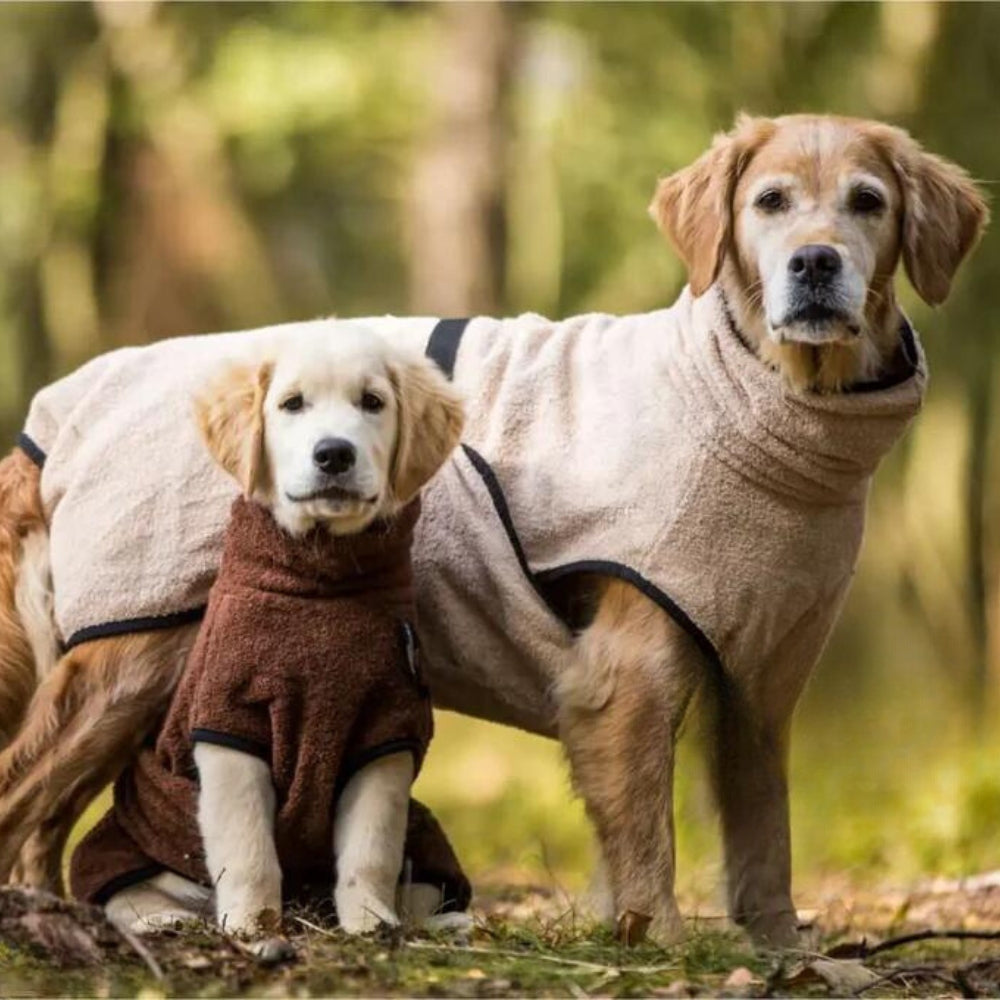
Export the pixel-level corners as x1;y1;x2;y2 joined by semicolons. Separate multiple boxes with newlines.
10;755;122;893
555;577;702;945
8;524;65;886
0;625;197;884
11;815;77;893
106;871;211;934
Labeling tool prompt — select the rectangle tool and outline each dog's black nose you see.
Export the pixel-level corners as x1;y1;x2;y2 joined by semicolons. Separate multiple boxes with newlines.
313;438;356;475
789;244;842;284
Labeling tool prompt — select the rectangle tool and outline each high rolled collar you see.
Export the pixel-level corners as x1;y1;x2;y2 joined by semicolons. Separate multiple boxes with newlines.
679;286;927;504
219;496;419;600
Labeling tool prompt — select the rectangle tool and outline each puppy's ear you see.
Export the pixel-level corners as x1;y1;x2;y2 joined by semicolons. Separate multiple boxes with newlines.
195;360;274;498
388;355;465;506
880;127;989;305
650;113;775;296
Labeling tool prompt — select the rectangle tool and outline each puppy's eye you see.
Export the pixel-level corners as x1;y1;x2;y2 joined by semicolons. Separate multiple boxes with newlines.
850;187;885;214
360;391;385;414
279;392;305;413
754;188;788;213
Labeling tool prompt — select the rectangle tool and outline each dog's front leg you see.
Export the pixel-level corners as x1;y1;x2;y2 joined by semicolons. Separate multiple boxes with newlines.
556;578;702;944
707;684;798;948
194;742;282;939
334;751;413;933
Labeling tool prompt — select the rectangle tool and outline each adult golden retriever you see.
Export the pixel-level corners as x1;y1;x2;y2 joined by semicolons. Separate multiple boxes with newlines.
0;114;987;947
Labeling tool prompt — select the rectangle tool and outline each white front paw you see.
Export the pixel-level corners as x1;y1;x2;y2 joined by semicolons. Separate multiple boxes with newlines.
218;904;281;939
422;912;474;934
336;883;399;934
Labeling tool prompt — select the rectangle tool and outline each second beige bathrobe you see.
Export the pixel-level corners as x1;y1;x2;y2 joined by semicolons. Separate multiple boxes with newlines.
20;288;926;735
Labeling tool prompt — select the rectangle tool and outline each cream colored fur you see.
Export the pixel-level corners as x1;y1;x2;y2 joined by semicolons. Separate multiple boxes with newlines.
111;748;449;940
334;752;415;933
13;530;58;685
195;743;282;937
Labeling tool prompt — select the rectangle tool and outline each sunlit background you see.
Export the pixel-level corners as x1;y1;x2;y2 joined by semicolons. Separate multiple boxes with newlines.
1;2;999;913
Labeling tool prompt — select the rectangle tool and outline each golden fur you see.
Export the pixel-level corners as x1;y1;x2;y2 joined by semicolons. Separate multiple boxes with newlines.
0;115;986;944
652;114;987;391
0;450;46;747
387;356;467;508
194;361;275;498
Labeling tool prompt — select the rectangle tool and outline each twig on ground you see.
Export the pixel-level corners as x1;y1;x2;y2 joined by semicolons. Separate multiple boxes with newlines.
851;964;958;996
403;938;680;977
292;918;680;979
863;929;1000;957
292;915;341;939
116;925;166;982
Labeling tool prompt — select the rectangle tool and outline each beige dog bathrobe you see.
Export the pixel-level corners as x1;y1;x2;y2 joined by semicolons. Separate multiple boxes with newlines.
20;288;925;732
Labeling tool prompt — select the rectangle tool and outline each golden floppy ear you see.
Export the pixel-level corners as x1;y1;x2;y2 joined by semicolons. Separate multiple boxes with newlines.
388;355;465;506
881;128;989;305
194;360;274;498
650;113;776;296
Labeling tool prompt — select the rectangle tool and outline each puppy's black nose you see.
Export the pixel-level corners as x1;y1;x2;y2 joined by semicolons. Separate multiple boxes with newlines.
313;438;356;475
789;244;842;284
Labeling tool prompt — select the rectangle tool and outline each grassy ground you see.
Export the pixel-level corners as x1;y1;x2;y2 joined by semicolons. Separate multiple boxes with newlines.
5;879;1000;998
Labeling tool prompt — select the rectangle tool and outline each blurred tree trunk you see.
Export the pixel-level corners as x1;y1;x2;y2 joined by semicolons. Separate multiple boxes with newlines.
910;2;1000;723
407;2;513;316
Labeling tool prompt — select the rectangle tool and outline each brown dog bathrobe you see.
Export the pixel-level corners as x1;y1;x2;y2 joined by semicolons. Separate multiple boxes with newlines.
71;496;470;913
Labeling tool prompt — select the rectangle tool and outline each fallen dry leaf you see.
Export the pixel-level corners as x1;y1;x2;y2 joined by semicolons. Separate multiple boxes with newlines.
780;958;879;994
724;966;759;989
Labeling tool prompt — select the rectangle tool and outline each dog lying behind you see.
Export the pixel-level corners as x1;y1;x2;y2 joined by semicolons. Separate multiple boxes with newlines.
68;327;469;943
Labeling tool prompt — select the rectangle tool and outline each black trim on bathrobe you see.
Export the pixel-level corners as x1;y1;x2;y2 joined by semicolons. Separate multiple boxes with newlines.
459;443;730;683
424;318;733;681
425;318;468;378
426;308;922;694
16;432;46;469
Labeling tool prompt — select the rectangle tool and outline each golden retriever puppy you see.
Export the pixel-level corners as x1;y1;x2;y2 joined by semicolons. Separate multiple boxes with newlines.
69;328;466;944
0;114;987;950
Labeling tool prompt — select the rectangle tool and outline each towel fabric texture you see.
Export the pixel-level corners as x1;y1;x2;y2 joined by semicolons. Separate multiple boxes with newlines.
22;288;926;736
413;288;926;729
70;496;470;912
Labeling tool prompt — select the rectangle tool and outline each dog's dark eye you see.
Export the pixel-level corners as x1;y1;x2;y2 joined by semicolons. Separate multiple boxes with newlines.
360;391;385;414
850;187;885;214
754;188;788;213
279;392;305;413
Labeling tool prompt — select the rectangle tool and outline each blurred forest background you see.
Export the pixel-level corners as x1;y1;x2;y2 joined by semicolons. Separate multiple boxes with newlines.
1;1;999;913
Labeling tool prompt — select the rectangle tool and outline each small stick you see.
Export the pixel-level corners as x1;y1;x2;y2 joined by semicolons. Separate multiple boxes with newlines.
852;965;959;997
293;915;340;938
117;925;166;982
863;929;1000;957
293;914;681;977
404;939;680;977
